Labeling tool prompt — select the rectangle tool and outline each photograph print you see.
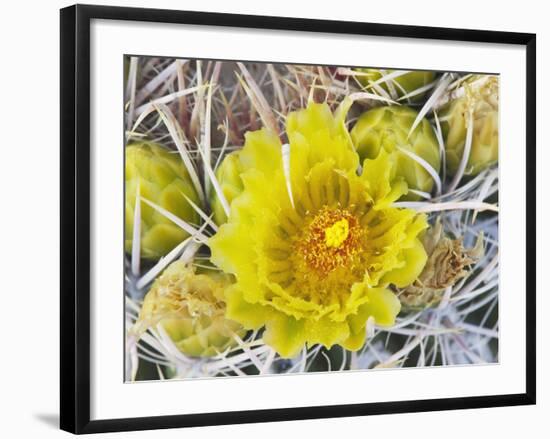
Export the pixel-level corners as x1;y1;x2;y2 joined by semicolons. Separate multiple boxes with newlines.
124;57;499;382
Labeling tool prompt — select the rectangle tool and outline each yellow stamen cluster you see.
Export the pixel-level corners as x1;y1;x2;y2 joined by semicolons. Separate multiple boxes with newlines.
325;219;350;248
295;206;363;278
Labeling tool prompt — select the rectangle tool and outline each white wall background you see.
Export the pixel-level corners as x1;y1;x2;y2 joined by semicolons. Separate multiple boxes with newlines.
0;0;546;437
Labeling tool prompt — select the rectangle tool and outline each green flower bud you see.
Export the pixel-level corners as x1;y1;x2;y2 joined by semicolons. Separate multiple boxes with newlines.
125;142;200;260
210;151;244;225
356;69;436;101
137;261;246;357
350;106;440;199
441;75;499;176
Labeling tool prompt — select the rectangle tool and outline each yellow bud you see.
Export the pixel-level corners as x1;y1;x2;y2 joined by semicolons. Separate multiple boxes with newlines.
209;151;244;225
351;106;440;199
125;142;200;260
355;69;436;101
441;75;499;176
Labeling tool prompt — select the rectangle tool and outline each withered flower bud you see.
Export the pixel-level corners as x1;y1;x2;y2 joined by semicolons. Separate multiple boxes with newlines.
399;218;484;310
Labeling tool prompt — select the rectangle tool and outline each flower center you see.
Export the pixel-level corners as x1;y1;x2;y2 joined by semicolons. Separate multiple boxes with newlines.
295;206;363;278
324;219;350;248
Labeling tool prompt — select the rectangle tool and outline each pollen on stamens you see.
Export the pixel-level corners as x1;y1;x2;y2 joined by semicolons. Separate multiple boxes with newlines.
325;219;350;248
295;206;363;277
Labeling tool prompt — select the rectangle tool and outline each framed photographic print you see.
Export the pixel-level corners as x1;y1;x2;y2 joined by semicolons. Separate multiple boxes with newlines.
60;4;536;434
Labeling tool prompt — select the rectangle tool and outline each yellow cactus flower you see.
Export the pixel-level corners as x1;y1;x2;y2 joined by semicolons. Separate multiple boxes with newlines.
441;75;499;176
356;69;436;101
209;101;428;358
135;261;246;358
350;106;440;199
125;142;200;260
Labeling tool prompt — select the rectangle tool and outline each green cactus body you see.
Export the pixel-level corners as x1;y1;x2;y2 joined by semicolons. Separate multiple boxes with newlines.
441;76;499;176
350;106;440;199
137;261;246;358
210;151;244;225
356;69;436;101
125;142;200;260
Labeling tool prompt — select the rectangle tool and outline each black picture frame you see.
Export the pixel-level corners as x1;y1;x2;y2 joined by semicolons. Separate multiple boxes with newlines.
60;4;536;434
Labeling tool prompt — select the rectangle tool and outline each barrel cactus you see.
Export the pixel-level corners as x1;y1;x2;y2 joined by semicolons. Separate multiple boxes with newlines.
356;69;435;101
350;106;440;199
441;75;499;176
210;151;244;225
136;261;246;357
125;142;200;260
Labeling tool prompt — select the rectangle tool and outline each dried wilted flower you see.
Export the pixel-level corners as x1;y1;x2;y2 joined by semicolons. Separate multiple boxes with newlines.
134;261;245;357
399;218;484;310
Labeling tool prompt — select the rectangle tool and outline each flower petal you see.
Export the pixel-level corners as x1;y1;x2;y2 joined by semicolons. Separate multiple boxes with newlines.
382;238;428;288
225;286;271;330
262;313;308;359
361;288;401;327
